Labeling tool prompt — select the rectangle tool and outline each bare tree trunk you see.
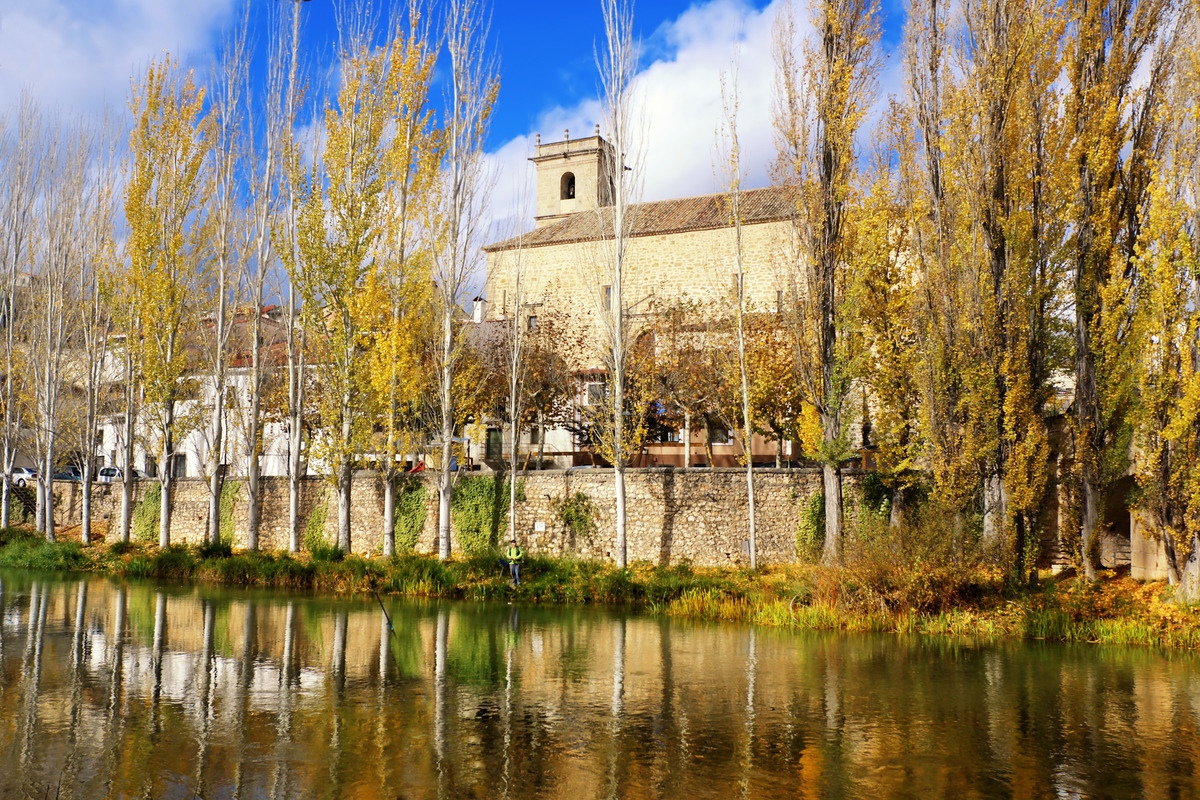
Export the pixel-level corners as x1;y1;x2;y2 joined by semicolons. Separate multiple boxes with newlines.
537;410;546;471
159;395;176;549
821;462;842;563
683;409;692;469
120;346;137;543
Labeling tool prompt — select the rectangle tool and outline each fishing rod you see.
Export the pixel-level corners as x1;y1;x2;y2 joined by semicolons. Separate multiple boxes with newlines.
368;574;397;639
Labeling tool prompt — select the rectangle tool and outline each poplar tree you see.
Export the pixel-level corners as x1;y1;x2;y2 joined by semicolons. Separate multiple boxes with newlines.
202;26;250;546
426;0;497;561
30;120;92;541
717;58;758;566
241;0;302;550
368;11;438;557
772;0;880;563
124;57;214;549
289;36;412;554
1131;11;1199;599
594;0;640;568
0;98;42;529
1068;0;1172;579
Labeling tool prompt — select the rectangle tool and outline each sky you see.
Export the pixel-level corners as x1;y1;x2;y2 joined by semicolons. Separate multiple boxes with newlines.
0;0;909;241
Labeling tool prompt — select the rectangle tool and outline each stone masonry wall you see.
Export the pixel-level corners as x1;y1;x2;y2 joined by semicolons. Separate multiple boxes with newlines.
54;468;862;567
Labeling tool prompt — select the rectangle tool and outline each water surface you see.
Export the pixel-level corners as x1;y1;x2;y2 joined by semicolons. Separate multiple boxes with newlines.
1;569;1197;799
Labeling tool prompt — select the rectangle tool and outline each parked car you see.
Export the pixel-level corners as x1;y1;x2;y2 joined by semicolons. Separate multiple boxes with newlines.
53;466;82;482
97;467;150;483
11;466;36;487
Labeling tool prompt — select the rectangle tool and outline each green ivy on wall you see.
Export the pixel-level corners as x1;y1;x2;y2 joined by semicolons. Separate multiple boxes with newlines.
554;491;596;544
304;491;328;553
394;478;428;553
133;483;162;543
796;491;825;563
219;481;240;546
451;476;520;556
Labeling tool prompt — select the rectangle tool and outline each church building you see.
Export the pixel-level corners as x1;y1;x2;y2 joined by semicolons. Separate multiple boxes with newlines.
481;130;804;469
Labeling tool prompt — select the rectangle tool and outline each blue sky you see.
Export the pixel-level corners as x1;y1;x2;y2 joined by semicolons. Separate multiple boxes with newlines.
0;0;909;233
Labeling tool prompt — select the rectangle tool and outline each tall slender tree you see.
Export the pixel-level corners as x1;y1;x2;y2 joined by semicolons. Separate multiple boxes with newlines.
0;98;43;529
717;58;757;567
594;0;642;568
426;0;497;560
772;0;880;562
1068;0;1172;579
289;35;412;554
124;56;214;549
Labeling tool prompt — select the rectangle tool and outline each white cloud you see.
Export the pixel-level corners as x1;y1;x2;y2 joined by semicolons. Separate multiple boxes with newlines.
0;0;237;116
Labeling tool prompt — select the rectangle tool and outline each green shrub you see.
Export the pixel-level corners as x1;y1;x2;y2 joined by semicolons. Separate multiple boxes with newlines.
0;539;88;571
197;539;233;559
796;491;825;562
108;540;136;556
0;526;38;547
394;478;428;553
451;476;511;555
133;483;161;543
309;541;345;563
150;545;196;579
384;553;454;595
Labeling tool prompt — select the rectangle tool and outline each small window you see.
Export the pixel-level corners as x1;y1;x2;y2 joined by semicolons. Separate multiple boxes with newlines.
585;382;607;406
527;315;538;331
486;428;503;460
561;172;576;200
602;285;612;310
529;426;540;445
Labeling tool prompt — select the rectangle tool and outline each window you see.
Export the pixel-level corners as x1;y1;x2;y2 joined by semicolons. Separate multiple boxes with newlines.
486;428;503;460
585;382;607;406
169;453;187;478
529;426;540;445
708;424;733;445
602;285;612;310
561;172;576;199
527;315;538;332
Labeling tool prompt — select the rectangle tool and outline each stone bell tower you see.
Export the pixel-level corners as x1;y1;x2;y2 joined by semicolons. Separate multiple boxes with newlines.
531;126;616;227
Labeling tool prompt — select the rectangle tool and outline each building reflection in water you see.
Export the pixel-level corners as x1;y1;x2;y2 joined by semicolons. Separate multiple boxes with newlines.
0;571;1199;799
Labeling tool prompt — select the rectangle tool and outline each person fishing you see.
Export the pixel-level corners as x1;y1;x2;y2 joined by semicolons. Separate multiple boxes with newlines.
499;538;523;586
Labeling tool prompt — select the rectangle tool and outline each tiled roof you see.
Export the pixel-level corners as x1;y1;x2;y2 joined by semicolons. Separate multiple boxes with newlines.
483;185;795;253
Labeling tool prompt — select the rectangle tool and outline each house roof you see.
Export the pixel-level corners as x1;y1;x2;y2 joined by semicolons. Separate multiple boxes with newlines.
482;185;796;253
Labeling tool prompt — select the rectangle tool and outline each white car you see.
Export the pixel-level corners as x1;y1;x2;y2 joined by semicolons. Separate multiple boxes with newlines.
97;467;150;483
11;466;36;487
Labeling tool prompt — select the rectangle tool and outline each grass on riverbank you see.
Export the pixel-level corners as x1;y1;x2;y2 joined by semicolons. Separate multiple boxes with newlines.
2;525;1199;650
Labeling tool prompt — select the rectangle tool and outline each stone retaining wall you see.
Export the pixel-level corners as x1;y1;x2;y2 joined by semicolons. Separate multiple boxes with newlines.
53;468;863;567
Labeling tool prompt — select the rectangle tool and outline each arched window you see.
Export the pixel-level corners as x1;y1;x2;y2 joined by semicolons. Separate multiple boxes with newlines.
561;172;576;200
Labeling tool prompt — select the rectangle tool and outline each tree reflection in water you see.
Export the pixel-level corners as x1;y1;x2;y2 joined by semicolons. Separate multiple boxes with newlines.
0;570;1199;799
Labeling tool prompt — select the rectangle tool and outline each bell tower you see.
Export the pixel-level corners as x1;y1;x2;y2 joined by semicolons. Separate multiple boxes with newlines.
531;126;616;226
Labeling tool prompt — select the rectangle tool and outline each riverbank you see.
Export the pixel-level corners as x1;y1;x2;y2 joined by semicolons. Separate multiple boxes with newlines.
2;526;1198;650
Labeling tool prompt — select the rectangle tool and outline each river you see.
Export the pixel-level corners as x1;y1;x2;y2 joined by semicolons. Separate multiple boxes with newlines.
1;569;1197;799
